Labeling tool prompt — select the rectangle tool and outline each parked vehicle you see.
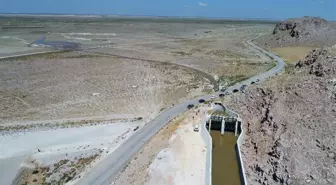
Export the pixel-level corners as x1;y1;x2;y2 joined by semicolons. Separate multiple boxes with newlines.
220;88;226;92
199;99;205;103
194;125;199;132
219;93;225;97
187;104;194;109
240;85;247;91
233;89;239;93
211;95;216;99
251;81;255;84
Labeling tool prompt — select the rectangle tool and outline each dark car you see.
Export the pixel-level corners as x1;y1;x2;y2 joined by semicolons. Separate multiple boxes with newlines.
220;88;226;92
240;85;247;91
251;81;255;84
219;93;225;97
233;89;239;93
199;99;205;103
187;104;194;109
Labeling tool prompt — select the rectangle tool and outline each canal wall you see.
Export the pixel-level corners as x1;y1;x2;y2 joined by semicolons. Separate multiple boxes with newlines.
201;116;212;185
204;103;247;185
223;105;248;185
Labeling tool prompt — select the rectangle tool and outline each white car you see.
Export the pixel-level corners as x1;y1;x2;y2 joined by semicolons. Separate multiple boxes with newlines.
194;125;199;132
211;95;216;99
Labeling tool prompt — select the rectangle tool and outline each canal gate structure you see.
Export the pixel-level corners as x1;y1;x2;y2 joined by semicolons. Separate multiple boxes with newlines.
204;102;246;185
205;106;242;136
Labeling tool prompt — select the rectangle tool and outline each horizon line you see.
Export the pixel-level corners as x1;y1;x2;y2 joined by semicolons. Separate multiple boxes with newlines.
0;12;284;22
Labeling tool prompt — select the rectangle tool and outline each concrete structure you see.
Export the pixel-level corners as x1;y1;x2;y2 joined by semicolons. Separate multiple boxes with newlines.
204;106;247;185
206;114;239;135
220;119;225;135
201;116;212;185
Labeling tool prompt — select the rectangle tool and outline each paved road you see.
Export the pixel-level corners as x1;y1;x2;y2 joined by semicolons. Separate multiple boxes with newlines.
76;36;286;185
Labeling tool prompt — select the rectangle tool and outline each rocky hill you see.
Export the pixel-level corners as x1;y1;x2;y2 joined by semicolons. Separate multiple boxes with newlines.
226;49;336;185
273;16;327;36
256;16;336;48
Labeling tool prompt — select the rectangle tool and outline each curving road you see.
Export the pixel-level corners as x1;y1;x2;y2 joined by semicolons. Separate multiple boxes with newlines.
76;36;286;185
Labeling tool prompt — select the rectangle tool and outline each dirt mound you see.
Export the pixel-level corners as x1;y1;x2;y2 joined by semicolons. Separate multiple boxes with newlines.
226;50;336;184
255;16;336;48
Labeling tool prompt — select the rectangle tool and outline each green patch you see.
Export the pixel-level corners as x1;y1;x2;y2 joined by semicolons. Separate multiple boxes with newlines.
266;60;278;71
219;75;249;87
171;51;192;56
207;50;245;59
208;110;229;117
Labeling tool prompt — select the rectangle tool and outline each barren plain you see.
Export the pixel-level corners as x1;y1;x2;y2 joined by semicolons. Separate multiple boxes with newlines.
0;16;275;185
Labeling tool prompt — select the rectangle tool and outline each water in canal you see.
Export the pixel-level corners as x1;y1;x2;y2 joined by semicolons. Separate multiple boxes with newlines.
211;131;241;185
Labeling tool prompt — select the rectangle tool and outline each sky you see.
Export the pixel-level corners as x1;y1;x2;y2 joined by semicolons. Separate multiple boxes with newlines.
0;0;335;20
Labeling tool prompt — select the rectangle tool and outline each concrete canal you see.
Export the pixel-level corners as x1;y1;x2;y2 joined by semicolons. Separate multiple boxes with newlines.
206;107;243;185
210;131;241;185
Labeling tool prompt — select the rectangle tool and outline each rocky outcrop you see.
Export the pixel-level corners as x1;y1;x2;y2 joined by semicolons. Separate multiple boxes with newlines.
295;48;336;77
255;16;336;48
295;48;327;68
227;49;336;185
273;16;327;37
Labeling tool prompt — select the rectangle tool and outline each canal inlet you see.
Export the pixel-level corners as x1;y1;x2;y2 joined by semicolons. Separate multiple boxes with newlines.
203;103;246;185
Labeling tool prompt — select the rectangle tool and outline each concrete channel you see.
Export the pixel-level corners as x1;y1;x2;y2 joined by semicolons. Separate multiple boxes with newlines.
201;103;246;185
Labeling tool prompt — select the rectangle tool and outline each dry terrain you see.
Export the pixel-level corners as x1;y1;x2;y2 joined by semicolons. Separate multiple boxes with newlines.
0;52;210;123
222;17;336;185
255;16;336;66
224;45;336;184
112;104;210;185
0;17;275;124
0;16;276;185
270;46;317;64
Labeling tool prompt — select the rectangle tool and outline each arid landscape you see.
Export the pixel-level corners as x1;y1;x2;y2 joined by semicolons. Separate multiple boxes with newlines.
223;17;336;185
0;17;274;124
1;14;335;185
0;16;274;185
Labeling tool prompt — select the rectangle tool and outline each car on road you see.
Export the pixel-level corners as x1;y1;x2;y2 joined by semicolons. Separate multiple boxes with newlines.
220;88;226;92
251;81;255;84
187;104;194;109
240;85;247;91
194;125;199;132
133;126;139;131
256;79;260;82
233;89;239;93
211;95;216;99
219;93;225;97
199;99;205;103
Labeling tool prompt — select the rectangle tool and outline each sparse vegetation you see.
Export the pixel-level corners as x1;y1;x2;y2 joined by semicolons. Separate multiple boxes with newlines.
271;46;316;64
14;154;100;185
207;49;246;59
